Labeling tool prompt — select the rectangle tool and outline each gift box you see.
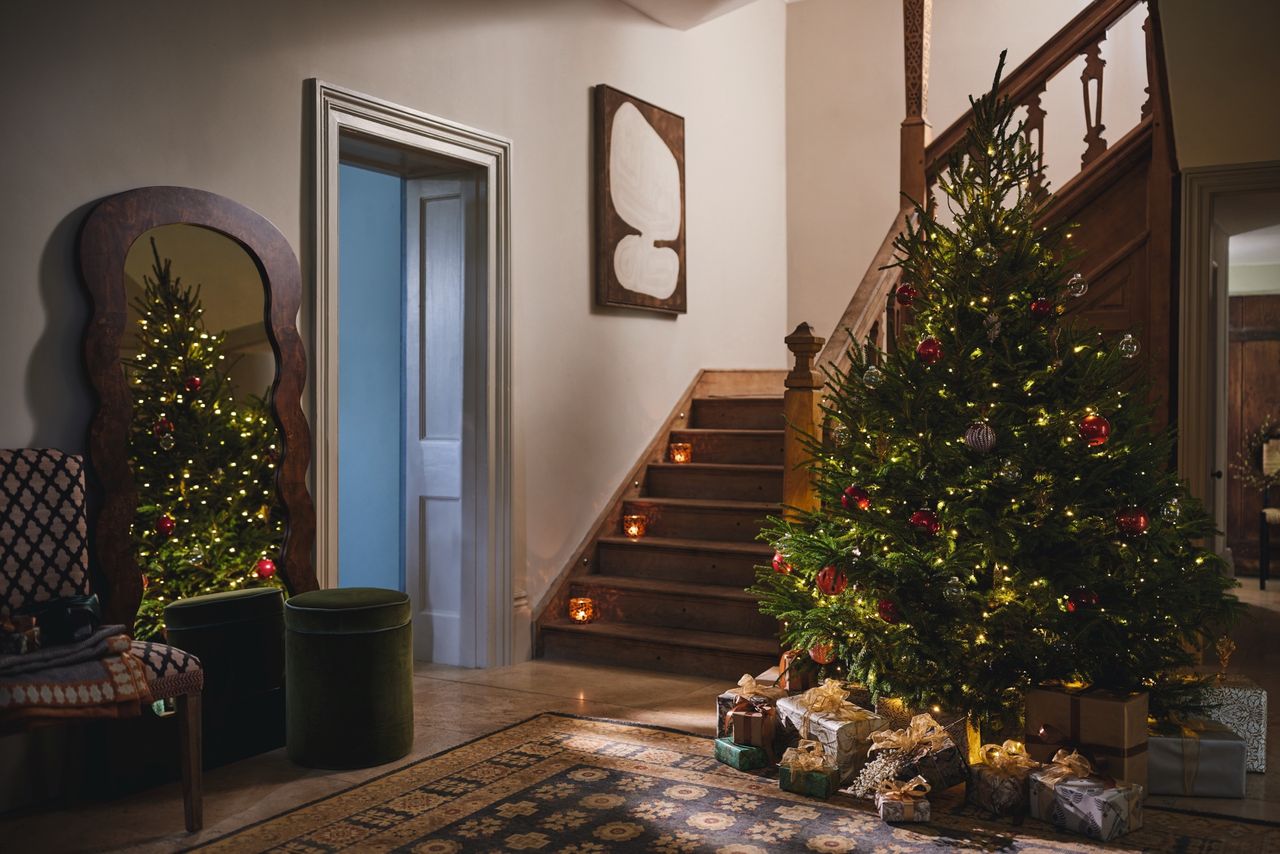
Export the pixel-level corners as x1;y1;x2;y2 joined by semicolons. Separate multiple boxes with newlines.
717;673;787;738
776;679;889;780
730;698;777;760
778;740;841;799
868;713;969;792
1202;675;1267;773
1148;719;1247;798
1028;750;1144;841
875;776;931;823
715;736;769;772
777;650;820;693
1024;686;1148;788
966;740;1041;816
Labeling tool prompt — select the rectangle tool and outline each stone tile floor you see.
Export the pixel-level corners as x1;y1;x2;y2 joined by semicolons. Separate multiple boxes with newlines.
2;584;1278;852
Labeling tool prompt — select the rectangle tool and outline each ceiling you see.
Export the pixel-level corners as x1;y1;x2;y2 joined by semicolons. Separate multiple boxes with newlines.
618;0;760;30
1230;223;1280;267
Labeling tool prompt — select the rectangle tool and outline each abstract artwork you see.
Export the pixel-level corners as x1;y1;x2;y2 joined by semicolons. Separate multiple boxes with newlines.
594;85;686;313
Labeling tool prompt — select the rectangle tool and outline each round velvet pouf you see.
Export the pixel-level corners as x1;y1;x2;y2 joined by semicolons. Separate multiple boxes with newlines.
284;587;413;769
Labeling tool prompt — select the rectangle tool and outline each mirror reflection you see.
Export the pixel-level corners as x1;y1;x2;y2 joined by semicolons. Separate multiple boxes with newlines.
123;224;284;638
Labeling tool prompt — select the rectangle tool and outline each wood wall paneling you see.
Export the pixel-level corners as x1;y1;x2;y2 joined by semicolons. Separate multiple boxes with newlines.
1227;295;1280;574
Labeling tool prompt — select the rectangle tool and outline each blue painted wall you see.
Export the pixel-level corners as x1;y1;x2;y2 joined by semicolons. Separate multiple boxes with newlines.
338;163;404;590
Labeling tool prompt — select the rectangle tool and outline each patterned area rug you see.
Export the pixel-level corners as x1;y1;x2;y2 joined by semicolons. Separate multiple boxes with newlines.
195;713;1279;853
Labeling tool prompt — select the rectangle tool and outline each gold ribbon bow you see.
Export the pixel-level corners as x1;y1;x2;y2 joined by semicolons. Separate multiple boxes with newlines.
876;775;932;802
978;740;1040;778
795;679;876;739
1037;748;1094;786
729;673;786;702
868;713;952;757
1167;713;1211;795
780;739;830;772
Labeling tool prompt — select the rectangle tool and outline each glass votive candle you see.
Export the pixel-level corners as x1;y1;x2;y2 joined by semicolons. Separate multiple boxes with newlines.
669;442;693;464
568;597;596;623
622;514;647;539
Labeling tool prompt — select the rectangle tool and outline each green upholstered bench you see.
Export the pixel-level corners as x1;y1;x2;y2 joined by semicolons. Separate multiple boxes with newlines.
163;587;285;766
284;587;413;769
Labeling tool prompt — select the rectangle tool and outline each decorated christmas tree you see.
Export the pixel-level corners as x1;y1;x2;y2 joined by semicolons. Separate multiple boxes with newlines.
125;239;285;639
753;59;1239;735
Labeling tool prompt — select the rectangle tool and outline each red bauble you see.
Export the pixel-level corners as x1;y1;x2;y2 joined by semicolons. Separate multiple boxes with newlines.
1030;298;1054;320
809;643;836;665
841;485;870;511
185;376;203;393
896;284;919;307
1078;414;1111;447
255;558;277;579
771;551;793;575
916;337;944;366
152;418;174;436
155;514;176;536
816;565;849;596
909;508;940;535
1066;587;1100;613
1116;506;1150;536
877;598;900;623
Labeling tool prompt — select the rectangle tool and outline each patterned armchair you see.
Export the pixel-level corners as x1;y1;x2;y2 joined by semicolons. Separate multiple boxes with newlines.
0;449;205;831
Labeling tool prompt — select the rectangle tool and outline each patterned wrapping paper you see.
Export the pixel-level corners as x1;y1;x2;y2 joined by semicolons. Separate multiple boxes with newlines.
1028;752;1144;842
875;776;931;823
1024;686;1148;789
714;736;769;771
1148;720;1247;798
776;680;889;780
965;742;1042;816
1202;675;1267;772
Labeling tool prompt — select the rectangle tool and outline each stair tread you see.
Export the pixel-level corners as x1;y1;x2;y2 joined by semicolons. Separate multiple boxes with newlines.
624;496;780;512
571;573;760;601
648;462;783;473
692;395;784;402
542;620;779;655
597;535;773;554
669;428;784;436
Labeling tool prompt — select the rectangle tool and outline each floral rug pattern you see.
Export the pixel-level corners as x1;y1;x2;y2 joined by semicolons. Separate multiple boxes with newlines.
196;713;1279;853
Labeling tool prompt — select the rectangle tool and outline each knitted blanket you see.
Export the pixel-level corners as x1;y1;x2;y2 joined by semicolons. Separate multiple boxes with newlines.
0;631;151;723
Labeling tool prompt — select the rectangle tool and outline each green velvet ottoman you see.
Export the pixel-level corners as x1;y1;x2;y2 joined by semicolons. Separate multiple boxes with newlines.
284;587;413;769
164;587;285;767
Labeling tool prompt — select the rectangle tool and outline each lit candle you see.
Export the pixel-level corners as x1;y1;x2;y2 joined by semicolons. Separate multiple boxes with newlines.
568;597;596;623
622;514;647;539
669;442;693;464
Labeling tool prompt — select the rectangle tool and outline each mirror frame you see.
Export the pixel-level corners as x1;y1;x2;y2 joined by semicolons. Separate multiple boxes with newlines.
79;186;317;628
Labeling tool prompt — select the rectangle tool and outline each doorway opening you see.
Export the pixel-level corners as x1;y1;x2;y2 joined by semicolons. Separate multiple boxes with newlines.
313;82;513;667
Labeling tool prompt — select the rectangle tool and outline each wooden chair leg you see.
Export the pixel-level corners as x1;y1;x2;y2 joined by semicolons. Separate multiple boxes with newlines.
178;692;203;832
1260;515;1269;591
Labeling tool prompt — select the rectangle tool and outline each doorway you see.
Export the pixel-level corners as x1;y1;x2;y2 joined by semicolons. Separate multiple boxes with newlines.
313;81;514;667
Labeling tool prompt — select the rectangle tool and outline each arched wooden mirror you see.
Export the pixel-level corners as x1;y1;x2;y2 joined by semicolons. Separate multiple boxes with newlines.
79;186;317;634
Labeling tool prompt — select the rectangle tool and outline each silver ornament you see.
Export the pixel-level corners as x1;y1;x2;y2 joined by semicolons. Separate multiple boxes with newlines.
158;434;175;451
984;313;1002;342
997;459;1022;484
864;365;885;388
964;421;997;454
1067;272;1088;298
1162;497;1180;524
943;576;965;603
1118;333;1140;359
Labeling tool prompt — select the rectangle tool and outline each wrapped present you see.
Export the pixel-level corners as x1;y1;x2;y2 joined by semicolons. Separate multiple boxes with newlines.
776;679;889;779
777;650;819;693
1024;686;1148;788
730;697;777;761
1148;719;1246;798
717;673;787;738
1202;675;1267;773
875;775;932;823
966;740;1041;816
1028;749;1144;842
778;739;841;799
715;736;769;772
0;615;40;655
868;712;969;792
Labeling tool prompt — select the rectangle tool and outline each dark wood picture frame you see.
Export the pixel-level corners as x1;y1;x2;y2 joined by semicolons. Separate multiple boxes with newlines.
78;186;317;628
594;84;687;314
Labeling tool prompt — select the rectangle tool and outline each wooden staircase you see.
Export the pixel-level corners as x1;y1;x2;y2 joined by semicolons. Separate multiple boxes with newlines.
537;374;783;679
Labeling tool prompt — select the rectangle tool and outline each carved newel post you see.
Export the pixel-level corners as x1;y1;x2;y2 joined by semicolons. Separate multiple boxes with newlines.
784;322;825;520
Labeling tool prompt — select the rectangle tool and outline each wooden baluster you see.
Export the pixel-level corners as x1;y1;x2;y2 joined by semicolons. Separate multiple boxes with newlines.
1081;39;1108;167
1023;83;1047;193
784;323;825;520
900;0;933;204
1140;13;1153;119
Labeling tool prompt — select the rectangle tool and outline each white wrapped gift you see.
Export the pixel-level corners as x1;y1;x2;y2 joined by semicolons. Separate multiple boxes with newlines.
1028;750;1144;842
1203;674;1267;773
775;679;888;779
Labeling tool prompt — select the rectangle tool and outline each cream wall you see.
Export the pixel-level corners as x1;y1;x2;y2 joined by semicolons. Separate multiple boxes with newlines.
0;0;789;646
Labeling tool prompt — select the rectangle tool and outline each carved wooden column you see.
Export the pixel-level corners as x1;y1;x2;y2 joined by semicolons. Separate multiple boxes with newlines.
901;0;933;204
784;323;825;520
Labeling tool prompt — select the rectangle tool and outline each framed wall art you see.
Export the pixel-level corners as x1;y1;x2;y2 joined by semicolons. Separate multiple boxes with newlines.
594;84;686;314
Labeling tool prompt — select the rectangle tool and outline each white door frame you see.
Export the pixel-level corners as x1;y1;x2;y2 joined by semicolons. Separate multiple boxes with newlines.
1178;161;1280;532
312;80;514;666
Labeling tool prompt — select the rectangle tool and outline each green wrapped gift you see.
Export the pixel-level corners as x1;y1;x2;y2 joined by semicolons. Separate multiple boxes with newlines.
778;739;842;799
715;736;769;771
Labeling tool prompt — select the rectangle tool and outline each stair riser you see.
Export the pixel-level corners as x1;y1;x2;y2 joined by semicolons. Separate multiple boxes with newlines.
597;543;764;586
568;582;776;636
542;629;776;681
622;501;772;543
646;468;781;501
691;399;783;430
668;431;783;465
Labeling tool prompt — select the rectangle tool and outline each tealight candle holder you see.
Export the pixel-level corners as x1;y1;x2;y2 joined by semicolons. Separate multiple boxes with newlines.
622;514;647;539
669;442;693;464
568;597;596;623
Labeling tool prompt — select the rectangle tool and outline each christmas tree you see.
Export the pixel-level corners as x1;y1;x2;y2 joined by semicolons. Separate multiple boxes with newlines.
125;238;286;639
754;58;1239;734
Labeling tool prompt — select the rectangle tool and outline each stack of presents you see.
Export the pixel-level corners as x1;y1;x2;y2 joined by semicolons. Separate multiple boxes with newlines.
713;647;1266;842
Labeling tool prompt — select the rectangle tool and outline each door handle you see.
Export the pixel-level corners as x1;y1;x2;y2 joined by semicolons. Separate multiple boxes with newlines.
1212;470;1224;480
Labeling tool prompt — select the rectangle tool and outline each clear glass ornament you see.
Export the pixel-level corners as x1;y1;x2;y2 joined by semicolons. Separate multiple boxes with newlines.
1118;332;1140;359
864;365;885;388
188;546;205;566
984;313;1002;342
1162;496;1180;524
1067;272;1088;298
158;434;175;451
997;459;1022;484
943;576;965;603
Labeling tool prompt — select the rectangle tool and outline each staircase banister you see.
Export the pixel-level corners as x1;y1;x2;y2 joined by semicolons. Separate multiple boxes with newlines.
924;0;1141;176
